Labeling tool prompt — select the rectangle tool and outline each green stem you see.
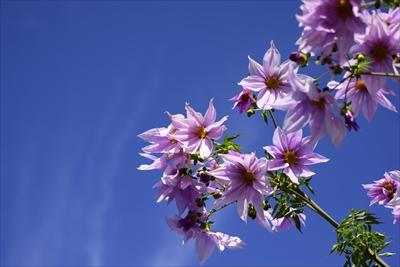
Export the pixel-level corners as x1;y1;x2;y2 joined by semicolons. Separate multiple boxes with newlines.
214;179;226;191
360;71;400;78
288;187;389;267
288;188;338;228
361;1;378;8
207;201;236;218
268;110;278;128
263;88;389;266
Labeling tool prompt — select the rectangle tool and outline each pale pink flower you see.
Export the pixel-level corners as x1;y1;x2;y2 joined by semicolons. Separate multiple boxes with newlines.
172;99;228;159
264;128;329;184
208;152;273;230
238;41;298;110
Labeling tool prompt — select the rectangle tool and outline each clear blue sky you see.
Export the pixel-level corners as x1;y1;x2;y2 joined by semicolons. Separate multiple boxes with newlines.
1;1;399;266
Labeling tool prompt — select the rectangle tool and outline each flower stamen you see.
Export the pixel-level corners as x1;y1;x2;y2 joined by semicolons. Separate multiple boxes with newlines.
355;80;367;91
383;181;395;193
284;150;298;165
242;171;255;185
370;43;389;62
265;76;281;90
310;97;326;109
197;127;207;139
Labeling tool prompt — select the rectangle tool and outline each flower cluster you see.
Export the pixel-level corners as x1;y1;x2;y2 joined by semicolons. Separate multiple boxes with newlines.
139;0;399;265
139;99;329;262
139;100;246;263
363;170;400;224
232;1;398;147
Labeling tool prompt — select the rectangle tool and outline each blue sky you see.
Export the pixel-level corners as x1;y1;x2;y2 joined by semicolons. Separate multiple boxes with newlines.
1;1;399;266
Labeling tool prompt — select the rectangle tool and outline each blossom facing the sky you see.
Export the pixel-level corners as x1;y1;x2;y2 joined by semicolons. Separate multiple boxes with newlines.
208;152;273;229
172;99;228;159
283;73;346;146
264;127;329;184
351;11;400;72
331;76;397;122
238;41;297;110
296;0;365;63
137;1;400;262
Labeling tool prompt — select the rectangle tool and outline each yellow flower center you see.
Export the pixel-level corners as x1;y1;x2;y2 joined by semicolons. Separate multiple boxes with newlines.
355;80;367;91
383;181;394;192
265;76;281;90
284;150;298;165
336;0;353;18
242;171;255;185
310;97;326;109
370;43;389;62
197;127;207;139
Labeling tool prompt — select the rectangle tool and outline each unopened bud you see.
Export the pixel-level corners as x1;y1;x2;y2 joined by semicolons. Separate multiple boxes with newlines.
248;203;257;220
211;192;222;199
263;200;270;211
196;197;205;207
356;53;366;62
246;108;256;117
289;52;309;67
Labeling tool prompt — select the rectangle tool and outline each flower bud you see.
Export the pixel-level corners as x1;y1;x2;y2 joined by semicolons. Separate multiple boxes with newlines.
248;203;257;220
246;108;256;117
341;104;360;132
289;51;309;67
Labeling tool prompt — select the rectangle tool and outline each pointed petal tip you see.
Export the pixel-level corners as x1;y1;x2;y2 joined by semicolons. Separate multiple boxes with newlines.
270;40;275;47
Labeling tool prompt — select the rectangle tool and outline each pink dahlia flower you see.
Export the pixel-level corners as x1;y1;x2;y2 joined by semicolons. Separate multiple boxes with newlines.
172;99;228;159
296;0;365;63
264;127;329;184
351;11;400;72
283;74;346;146
238;41;298;110
230;88;255;113
363;170;399;206
331;76;397;122
208;152;273;229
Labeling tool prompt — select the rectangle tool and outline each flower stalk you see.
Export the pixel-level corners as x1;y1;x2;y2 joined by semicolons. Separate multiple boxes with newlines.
360;71;400;78
268;108;389;267
287;187;389;267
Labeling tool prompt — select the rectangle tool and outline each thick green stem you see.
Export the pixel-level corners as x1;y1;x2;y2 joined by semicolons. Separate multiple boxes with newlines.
288;188;339;228
265;97;389;266
288;187;389;267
